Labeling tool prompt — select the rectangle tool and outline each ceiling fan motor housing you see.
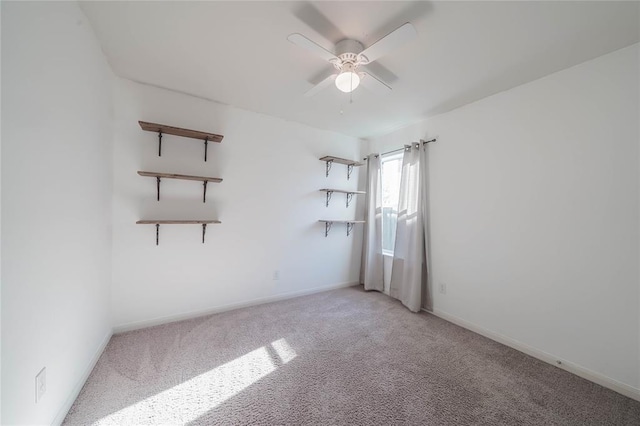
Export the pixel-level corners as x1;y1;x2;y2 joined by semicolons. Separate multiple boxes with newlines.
333;39;367;70
335;39;364;56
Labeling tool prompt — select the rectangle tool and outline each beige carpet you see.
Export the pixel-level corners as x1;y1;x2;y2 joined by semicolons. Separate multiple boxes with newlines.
64;286;640;425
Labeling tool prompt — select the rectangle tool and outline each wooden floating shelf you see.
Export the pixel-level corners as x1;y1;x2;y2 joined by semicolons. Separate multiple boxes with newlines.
136;220;221;245
138;120;223;161
139;121;223;142
319;188;366;207
136;220;221;225
319;156;363;180
138;171;222;203
319;189;365;194
319;156;363;166
318;220;365;237
138;171;222;183
318;220;365;224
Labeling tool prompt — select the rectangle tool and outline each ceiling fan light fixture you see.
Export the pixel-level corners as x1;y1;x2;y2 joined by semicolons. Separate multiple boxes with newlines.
335;71;360;93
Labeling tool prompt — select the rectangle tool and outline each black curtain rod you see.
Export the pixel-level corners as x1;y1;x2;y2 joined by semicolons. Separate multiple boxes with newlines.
364;138;437;160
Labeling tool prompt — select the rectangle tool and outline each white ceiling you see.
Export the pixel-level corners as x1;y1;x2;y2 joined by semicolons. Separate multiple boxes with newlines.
80;1;639;139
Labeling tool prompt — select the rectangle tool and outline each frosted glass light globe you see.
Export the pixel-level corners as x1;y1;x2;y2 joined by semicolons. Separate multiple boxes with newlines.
335;71;360;93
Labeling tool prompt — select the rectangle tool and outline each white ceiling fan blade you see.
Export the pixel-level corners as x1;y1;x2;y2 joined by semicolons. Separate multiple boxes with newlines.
288;33;338;63
305;74;337;97
358;23;417;64
359;72;392;95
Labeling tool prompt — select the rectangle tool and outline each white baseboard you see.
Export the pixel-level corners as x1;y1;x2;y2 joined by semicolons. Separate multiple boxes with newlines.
114;281;360;334
53;329;113;426
427;307;640;402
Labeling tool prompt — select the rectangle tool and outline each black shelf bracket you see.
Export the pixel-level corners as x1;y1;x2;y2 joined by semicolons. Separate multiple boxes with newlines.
325;160;333;177
148;222;211;245
346;222;355;237
347;164;355;180
323;221;333;237
346;193;354;208
325;190;333;207
158;131;163;157
321;221;356;237
203;180;208;203
156;177;161;201
204;138;209;162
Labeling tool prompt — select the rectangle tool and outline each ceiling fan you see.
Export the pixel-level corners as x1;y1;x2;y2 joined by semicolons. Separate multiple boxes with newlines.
288;22;417;97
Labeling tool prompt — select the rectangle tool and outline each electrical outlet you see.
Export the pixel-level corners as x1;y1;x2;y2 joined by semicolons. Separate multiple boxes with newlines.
273;270;280;280
438;282;447;295
35;367;46;403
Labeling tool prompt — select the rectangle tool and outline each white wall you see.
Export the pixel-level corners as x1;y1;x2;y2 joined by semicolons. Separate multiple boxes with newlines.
1;3;4;421
368;45;640;394
1;2;113;424
111;79;364;330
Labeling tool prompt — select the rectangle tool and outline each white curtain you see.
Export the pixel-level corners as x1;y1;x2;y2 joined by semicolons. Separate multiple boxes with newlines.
389;144;427;312
360;155;384;292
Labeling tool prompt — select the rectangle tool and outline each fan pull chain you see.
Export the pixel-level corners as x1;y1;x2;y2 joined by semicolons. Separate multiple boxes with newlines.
350;72;353;104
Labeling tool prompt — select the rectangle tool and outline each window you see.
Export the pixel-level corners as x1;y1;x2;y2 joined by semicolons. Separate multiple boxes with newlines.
381;152;403;255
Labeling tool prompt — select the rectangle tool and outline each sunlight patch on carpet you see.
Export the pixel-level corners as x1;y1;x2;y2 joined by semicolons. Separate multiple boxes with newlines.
96;339;297;425
271;338;296;364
